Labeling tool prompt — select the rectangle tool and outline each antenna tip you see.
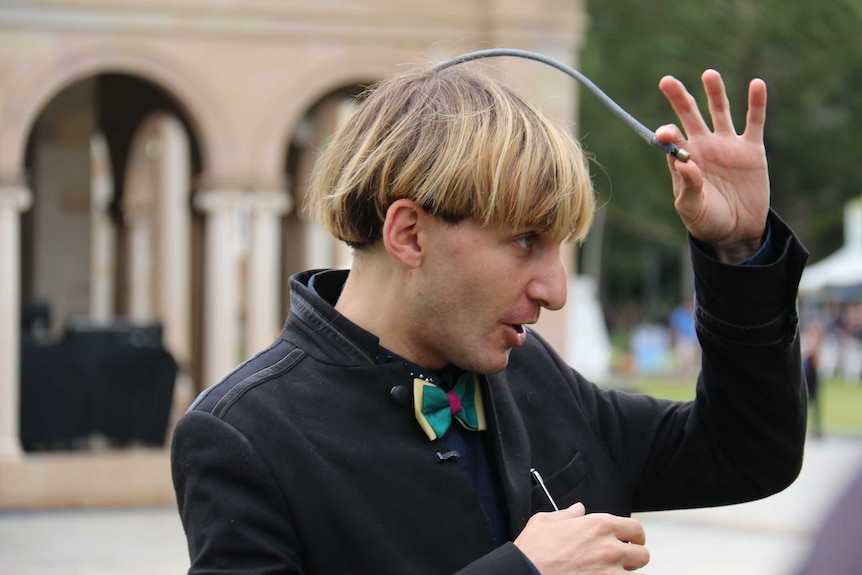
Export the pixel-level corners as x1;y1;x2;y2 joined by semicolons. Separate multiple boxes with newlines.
673;147;691;162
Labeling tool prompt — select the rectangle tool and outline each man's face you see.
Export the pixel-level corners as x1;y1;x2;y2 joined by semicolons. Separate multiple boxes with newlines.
404;215;568;374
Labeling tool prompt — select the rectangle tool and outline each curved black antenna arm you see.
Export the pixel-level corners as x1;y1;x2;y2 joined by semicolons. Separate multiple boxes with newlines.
432;48;690;162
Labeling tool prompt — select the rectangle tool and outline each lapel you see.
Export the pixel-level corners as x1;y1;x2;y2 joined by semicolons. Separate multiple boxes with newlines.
483;373;533;534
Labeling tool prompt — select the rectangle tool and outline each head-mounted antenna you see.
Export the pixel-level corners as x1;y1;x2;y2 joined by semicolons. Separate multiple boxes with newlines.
432;48;690;162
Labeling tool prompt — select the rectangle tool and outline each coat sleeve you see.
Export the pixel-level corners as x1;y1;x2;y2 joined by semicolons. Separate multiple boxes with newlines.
454;544;539;575
172;410;303;575
584;211;809;511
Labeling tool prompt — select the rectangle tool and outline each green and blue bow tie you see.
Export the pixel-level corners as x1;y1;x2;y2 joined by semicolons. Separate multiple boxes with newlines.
413;372;486;441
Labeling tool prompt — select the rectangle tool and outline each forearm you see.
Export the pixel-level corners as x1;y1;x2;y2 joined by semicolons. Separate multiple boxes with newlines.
626;211;809;509
684;209;808;497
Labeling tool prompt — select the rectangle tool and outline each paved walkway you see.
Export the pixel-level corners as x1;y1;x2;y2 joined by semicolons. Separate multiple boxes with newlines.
1;435;860;574
638;434;862;574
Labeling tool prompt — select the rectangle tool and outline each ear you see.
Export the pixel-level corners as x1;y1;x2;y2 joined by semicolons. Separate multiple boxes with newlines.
382;198;425;269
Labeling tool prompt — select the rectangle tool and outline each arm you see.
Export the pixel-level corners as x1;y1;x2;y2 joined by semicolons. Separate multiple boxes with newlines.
172;411;303;575
633;212;808;508
628;70;809;506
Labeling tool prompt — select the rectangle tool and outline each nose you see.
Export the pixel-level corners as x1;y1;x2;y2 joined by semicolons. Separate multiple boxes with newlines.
527;248;568;311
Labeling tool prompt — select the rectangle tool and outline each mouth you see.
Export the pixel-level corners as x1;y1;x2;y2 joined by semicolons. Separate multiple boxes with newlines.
507;323;528;345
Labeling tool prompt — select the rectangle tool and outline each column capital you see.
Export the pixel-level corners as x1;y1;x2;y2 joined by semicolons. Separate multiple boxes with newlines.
0;185;32;212
246;188;293;216
194;187;293;216
192;188;245;214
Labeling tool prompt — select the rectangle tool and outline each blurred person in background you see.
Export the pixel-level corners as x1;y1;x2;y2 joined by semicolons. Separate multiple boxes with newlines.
669;297;699;376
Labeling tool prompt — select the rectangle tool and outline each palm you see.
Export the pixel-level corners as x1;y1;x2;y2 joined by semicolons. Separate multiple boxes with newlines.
657;70;770;254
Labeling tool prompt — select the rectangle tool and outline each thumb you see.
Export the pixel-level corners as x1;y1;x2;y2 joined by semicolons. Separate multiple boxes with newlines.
560;501;586;518
671;159;705;220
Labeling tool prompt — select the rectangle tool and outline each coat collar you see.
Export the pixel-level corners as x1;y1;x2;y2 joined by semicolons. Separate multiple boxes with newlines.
284;269;379;367
286;268;535;534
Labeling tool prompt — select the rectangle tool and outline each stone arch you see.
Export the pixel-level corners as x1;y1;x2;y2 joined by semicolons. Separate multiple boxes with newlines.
252;59;394;319
252;56;407;188
0;40;222;181
15;61;207;452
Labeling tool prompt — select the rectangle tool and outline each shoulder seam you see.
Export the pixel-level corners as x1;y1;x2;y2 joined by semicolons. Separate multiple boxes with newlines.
210;348;307;418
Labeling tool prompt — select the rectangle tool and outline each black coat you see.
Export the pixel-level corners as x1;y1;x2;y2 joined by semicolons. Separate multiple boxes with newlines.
172;212;808;575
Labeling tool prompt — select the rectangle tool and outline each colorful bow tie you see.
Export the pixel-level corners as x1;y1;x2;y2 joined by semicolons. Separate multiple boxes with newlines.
413;372;486;441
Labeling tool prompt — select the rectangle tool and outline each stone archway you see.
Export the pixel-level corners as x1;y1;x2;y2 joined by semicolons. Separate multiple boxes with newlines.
282;87;365;288
19;74;201;454
0;2;588;509
0;43;218;468
0;42;219;180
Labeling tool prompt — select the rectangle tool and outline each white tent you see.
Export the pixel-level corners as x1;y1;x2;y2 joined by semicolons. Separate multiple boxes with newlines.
799;199;862;295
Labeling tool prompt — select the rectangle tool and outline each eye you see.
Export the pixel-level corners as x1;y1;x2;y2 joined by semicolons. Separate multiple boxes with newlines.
515;234;537;249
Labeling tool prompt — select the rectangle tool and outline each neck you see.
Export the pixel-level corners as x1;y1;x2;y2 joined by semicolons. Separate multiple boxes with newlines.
336;249;439;368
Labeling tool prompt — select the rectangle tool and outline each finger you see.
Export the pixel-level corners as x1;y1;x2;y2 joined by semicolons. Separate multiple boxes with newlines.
659;75;710;138
553;501;586;520
621;540;651;571
658;125;690;191
654;123;686;146
672;160;705;220
743;77;767;142
702;69;735;134
657;126;699;198
614;518;647;546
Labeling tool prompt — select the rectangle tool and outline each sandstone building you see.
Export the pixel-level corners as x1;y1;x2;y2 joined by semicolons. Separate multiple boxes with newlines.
0;1;586;507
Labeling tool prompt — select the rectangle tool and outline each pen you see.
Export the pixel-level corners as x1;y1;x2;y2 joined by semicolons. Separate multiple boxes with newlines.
530;467;559;511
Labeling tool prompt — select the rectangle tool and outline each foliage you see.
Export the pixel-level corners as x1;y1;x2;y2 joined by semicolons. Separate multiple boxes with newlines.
579;0;862;313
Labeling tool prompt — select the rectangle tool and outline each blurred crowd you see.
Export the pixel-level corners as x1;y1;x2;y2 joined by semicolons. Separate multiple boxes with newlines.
607;297;862;385
607;298;700;379
801;300;862;385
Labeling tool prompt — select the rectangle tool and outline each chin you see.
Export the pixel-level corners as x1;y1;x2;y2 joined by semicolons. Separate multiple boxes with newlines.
470;351;511;375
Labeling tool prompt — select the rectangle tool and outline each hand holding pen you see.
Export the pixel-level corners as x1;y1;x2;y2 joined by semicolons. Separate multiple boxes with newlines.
516;468;649;574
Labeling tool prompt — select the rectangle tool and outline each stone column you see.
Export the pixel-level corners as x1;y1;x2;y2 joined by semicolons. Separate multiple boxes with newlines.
153;115;191;371
121;172;154;322
245;189;291;355
0;184;33;459
90;133;115;323
194;188;244;388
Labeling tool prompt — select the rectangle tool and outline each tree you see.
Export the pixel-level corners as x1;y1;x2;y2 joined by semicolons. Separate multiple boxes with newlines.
579;0;862;314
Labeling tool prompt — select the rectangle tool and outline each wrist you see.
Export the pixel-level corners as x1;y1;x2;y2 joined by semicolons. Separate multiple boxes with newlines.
711;237;764;264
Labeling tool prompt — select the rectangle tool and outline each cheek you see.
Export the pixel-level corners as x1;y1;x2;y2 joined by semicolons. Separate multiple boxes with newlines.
450;267;494;306
421;274;486;333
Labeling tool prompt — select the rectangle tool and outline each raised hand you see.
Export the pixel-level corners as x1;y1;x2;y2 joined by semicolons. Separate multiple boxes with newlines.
656;70;770;263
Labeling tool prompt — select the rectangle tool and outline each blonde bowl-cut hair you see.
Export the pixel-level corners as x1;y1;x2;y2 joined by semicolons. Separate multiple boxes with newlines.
309;64;595;248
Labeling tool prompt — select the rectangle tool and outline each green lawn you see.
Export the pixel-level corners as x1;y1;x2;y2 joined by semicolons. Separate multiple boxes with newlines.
631;378;862;436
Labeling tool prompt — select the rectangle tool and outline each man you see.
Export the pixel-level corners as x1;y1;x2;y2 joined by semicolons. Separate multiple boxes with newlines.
172;62;808;574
